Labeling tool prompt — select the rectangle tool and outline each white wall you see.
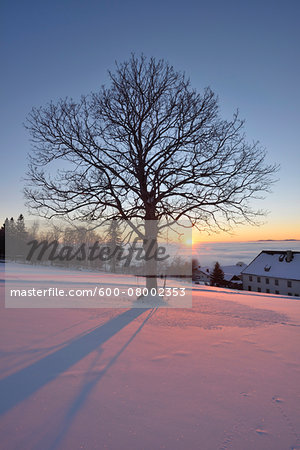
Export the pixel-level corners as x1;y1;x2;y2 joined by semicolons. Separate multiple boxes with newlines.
242;274;300;297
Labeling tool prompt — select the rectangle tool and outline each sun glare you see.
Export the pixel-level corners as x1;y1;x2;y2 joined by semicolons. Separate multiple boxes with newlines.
185;238;193;246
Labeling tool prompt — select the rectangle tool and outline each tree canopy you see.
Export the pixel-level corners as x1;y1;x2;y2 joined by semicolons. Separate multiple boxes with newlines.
25;54;278;237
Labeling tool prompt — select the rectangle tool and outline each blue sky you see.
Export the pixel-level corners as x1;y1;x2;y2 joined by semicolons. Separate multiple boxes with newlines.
1;0;299;240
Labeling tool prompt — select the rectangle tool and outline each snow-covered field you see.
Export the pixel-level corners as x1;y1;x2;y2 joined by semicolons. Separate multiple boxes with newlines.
4;262;192;308
0;263;300;449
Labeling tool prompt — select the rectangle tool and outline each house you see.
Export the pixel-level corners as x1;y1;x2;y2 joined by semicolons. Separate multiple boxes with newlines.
241;250;300;296
193;262;246;287
221;262;247;288
193;266;211;284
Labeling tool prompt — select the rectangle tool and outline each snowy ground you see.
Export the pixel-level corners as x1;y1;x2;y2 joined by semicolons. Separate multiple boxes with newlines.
0;264;300;449
4;262;192;308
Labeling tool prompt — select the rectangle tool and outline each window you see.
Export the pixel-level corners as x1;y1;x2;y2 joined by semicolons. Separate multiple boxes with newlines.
287;280;292;288
266;289;270;293
288;293;292;296
257;277;261;283
258;287;261;292
266;278;269;284
275;279;279;286
248;286;251;291
295;294;299;297
249;275;253;282
275;290;279;295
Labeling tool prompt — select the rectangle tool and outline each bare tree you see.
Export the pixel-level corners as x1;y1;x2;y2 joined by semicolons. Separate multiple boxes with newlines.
25;54;278;289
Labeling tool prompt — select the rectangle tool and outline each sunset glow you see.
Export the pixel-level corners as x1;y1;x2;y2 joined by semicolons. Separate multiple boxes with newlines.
192;223;300;244
1;2;300;449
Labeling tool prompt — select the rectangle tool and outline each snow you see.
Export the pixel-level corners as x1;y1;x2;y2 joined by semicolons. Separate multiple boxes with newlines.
196;263;246;282
242;251;300;280
3;262;192;308
1;263;300;449
221;263;247;282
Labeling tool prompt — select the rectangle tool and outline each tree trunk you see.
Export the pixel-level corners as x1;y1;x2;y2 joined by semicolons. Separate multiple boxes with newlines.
143;219;158;291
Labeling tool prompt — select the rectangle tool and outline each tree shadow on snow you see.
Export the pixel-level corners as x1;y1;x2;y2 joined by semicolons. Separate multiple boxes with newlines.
46;308;156;450
0;308;153;417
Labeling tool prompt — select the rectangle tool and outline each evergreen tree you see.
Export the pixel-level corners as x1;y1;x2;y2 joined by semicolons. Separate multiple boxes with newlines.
4;218;9;231
16;214;25;233
105;219;122;272
0;221;5;259
2;218;16;259
8;217;15;233
2;215;27;260
210;262;225;287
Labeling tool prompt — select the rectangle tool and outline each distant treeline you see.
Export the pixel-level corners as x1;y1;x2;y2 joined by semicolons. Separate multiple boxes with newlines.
1;215;191;277
0;215;26;259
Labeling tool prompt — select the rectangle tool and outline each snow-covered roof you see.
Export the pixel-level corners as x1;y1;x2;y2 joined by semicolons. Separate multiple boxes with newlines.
195;268;210;278
196;263;246;281
221;264;247;281
241;251;300;281
200;266;211;274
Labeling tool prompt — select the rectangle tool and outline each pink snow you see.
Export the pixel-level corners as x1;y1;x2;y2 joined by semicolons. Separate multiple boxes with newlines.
0;266;300;449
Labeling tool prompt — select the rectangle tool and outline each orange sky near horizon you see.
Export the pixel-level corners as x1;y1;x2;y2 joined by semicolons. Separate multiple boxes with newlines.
192;222;300;243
